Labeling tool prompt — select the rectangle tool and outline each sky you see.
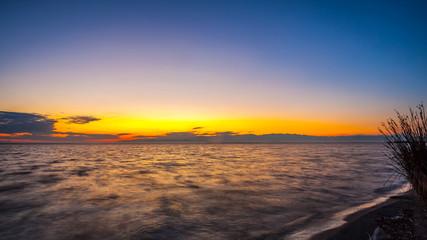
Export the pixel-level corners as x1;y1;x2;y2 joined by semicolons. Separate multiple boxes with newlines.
0;0;426;142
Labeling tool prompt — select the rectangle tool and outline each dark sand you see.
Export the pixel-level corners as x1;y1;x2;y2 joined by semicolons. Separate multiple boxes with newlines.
310;191;427;240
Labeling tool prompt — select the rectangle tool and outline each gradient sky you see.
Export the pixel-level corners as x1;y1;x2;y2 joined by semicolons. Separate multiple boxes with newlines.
1;0;426;141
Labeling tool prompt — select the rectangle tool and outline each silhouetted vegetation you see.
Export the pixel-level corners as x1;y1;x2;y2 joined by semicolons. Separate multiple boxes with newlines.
380;103;427;199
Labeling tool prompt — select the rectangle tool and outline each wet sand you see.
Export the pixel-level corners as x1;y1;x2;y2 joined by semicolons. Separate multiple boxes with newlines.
310;190;427;240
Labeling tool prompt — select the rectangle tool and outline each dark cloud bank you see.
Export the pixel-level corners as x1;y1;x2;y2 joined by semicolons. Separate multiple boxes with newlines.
0;111;55;134
0;111;118;142
0;111;383;143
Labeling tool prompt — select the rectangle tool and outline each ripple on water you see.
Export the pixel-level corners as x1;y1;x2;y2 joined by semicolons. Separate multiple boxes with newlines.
0;143;406;240
70;167;91;177
0;182;31;193
27;165;45;170
6;171;32;176
37;174;64;184
49;160;63;164
0;199;44;213
88;194;120;204
138;170;155;175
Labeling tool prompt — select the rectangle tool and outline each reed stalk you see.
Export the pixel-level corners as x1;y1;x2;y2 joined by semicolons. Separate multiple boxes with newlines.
379;103;427;199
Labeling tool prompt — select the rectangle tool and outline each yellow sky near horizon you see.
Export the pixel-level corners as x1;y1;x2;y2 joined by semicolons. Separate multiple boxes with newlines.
53;116;379;137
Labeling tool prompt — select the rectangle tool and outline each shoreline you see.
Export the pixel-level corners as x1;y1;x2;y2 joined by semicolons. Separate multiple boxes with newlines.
285;185;410;240
307;190;418;240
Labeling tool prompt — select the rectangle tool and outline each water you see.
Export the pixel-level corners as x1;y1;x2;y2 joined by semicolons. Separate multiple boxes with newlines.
0;143;406;240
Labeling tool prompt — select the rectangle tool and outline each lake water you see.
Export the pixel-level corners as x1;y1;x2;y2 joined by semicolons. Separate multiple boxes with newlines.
0;143;406;240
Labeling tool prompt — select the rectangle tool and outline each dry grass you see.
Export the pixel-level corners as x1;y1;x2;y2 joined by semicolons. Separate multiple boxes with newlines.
379;103;427;199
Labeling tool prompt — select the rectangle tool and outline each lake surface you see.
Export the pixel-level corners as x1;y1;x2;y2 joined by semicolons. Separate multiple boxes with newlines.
0;143;406;240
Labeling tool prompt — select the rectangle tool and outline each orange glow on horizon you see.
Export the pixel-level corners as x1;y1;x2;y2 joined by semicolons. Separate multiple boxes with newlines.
50;133;69;138
0;133;32;137
0;139;71;143
82;139;122;143
52;116;377;137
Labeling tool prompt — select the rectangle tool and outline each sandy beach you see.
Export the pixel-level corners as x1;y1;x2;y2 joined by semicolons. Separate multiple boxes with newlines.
310;190;427;240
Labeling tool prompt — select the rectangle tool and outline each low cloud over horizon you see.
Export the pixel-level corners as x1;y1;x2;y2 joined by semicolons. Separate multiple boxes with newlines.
0;111;55;134
0;111;119;142
0;111;383;143
125;132;384;143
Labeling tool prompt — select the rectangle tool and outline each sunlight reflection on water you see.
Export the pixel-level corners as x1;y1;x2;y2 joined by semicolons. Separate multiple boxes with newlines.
0;143;405;239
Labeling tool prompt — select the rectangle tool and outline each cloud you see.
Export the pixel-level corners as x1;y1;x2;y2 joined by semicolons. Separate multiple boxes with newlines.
0;111;56;134
192;127;204;130
62;116;101;124
0;132;120;142
0;111;116;142
62;133;120;140
0;111;384;143
124;132;384;143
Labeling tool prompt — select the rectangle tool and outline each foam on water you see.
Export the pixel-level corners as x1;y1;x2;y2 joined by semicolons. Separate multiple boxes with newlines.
285;183;410;240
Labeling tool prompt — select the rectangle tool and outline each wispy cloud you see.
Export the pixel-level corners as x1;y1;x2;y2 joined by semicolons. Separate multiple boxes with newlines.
61;116;101;124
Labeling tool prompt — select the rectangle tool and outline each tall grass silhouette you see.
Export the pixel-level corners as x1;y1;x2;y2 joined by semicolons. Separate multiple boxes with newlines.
379;103;427;199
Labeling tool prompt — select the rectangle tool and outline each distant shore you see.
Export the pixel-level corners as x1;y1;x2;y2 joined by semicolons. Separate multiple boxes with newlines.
309;190;426;240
